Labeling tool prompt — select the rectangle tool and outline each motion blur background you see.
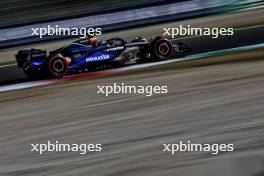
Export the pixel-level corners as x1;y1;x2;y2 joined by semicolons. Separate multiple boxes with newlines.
0;0;264;175
0;0;261;26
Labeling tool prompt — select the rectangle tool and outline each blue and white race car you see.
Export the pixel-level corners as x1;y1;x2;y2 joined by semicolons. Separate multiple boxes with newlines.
16;36;191;79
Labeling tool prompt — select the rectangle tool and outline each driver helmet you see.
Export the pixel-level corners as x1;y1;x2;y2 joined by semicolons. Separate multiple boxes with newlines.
87;35;97;46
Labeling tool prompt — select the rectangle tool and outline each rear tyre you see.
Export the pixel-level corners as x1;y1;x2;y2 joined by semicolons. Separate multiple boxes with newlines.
150;37;173;61
48;56;68;78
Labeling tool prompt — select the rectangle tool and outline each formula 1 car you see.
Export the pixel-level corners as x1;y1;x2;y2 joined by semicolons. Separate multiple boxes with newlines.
16;36;191;79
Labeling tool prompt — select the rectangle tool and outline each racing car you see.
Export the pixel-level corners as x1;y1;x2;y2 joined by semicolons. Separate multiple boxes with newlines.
16;36;191;79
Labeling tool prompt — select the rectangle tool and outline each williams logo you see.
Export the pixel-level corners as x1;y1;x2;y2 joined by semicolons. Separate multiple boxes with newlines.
85;55;110;62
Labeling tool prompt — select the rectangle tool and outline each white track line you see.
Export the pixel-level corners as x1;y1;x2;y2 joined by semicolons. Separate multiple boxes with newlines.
0;80;56;92
0;63;16;68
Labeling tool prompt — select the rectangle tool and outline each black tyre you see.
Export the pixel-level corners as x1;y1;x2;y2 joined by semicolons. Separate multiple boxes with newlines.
151;37;173;61
48;56;68;78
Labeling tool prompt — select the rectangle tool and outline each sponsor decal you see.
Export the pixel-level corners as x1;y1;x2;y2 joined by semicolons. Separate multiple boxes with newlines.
106;46;124;52
85;54;110;62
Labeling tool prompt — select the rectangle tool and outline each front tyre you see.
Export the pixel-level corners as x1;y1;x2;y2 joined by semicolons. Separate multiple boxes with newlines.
48;56;68;78
151;37;173;61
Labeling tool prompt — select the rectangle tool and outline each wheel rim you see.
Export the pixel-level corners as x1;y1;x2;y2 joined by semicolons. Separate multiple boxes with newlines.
158;42;170;56
52;59;65;73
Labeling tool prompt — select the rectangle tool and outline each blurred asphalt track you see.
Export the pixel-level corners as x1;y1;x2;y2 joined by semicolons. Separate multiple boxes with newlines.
0;49;264;175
